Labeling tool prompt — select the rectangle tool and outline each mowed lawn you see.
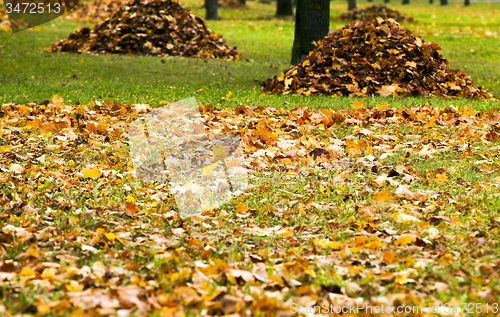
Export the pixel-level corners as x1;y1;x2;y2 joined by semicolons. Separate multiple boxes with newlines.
1;1;500;316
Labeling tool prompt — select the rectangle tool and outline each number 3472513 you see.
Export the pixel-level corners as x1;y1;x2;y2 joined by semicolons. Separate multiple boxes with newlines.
5;3;61;14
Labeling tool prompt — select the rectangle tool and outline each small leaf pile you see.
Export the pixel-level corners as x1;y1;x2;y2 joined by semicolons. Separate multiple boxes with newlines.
261;18;495;99
66;0;126;23
339;4;415;23
51;0;244;60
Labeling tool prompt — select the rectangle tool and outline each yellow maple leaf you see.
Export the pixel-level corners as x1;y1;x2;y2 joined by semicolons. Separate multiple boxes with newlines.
19;267;37;276
364;240;384;249
82;167;101;178
236;203;249;214
284;77;293;90
212;145;227;161
394;235;416;246
51;94;64;105
352;99;364;110
106;232;116;241
202;163;216;176
277;72;285;81
96;228;106;236
302;59;311;67
435;173;448;184
376;102;389;110
374;188;394;202
67;280;84;292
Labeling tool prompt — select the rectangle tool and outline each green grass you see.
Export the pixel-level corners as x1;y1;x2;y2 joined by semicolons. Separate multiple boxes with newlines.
1;0;500;109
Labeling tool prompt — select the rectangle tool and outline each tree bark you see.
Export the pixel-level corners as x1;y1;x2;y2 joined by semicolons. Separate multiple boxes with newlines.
429;0;433;4
464;0;470;5
402;0;409;4
384;0;389;3
205;0;219;20
440;0;448;5
291;0;329;65
276;0;294;16
348;0;356;10
238;0;246;5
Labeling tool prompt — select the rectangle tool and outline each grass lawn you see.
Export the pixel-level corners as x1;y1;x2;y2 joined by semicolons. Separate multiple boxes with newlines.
1;0;500;316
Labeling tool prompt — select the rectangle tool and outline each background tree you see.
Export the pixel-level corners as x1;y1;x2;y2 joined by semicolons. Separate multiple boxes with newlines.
348;0;356;10
464;0;470;6
205;0;219;20
238;0;246;5
440;0;448;5
276;0;294;17
402;0;409;4
291;0;329;65
384;0;389;3
429;0;433;4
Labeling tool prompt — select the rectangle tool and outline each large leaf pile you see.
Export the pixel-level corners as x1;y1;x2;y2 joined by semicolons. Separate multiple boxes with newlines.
339;4;415;23
51;0;244;60
261;18;495;99
66;0;126;23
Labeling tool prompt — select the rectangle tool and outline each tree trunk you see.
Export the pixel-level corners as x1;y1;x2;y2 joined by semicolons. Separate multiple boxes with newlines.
291;0;329;65
347;0;356;10
429;0;433;4
205;0;219;20
238;0;246;5
276;0;294;16
367;0;373;2
440;0;448;5
464;0;470;5
384;0;389;3
402;0;409;4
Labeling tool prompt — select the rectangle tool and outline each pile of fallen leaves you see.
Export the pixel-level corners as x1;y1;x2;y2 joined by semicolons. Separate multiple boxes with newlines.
220;0;248;9
66;0;126;23
339;4;415;23
51;0;244;60
262;18;495;99
1;96;500;315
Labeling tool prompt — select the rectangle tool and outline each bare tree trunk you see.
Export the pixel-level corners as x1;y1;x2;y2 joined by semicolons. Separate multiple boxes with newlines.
276;0;294;16
429;0;433;4
291;0;329;65
238;0;246;5
205;0;219;20
402;0;409;4
384;0;389;3
464;0;470;5
348;0;356;10
440;0;448;5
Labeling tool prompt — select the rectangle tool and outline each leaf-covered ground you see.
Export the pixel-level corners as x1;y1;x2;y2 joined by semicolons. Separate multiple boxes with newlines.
1;97;500;316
